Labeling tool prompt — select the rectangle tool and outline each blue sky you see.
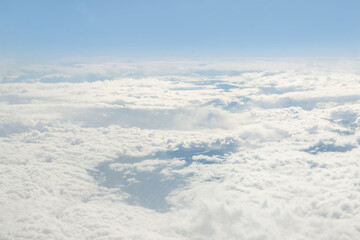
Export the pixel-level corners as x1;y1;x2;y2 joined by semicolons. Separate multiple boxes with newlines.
1;0;359;60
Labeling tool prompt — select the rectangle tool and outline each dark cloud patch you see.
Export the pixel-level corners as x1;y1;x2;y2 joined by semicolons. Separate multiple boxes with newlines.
70;107;234;130
0;95;50;105
215;84;240;92
303;142;356;155
259;86;312;95
90;138;239;211
0;121;30;137
257;95;360;110
203;97;251;112
329;110;358;128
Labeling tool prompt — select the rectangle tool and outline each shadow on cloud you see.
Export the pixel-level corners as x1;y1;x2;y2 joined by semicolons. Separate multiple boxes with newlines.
303;141;356;155
90;138;239;211
257;95;360;110
71;107;237;130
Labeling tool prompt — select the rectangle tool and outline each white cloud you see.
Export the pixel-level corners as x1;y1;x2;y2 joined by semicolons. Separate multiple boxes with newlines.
1;59;360;239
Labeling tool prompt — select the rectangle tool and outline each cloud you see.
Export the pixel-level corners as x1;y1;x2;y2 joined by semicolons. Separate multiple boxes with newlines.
1;59;360;239
69;107;240;130
2;57;360;83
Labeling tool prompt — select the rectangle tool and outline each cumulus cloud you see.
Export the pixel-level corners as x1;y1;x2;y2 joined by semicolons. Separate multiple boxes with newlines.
1;59;360;239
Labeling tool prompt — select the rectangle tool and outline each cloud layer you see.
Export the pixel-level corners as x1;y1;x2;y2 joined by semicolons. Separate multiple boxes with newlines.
1;59;360;239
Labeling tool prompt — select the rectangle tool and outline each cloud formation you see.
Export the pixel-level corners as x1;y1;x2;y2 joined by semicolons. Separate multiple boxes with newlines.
1;59;360;239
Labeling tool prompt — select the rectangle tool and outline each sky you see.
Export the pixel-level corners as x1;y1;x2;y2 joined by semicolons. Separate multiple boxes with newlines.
1;0;360;60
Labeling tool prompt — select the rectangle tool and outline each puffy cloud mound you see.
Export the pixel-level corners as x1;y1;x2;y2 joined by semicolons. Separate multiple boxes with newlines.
1;59;360;239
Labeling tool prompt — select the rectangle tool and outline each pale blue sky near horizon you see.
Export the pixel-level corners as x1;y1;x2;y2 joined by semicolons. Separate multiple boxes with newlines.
0;0;359;61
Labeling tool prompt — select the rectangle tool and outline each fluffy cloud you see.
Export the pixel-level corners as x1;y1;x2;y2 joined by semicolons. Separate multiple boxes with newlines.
1;59;360;239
